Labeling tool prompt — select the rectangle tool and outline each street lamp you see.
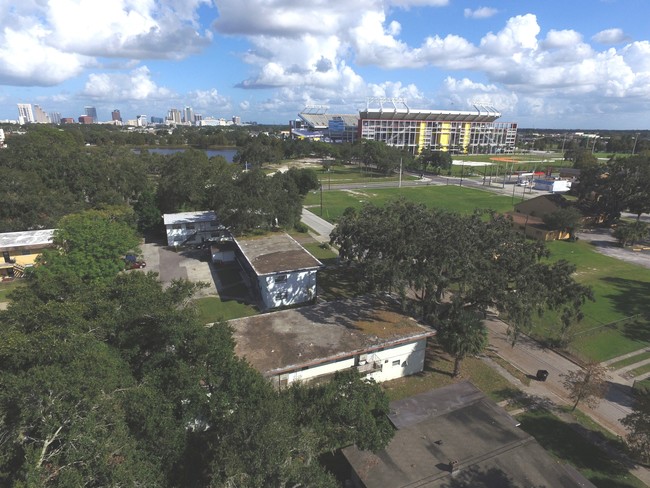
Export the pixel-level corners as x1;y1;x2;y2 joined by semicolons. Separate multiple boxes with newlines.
632;133;639;155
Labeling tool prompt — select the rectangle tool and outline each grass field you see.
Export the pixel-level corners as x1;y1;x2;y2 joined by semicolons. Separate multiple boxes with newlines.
315;164;418;185
0;280;23;302
518;409;646;488
193;296;258;323
609;351;650;370
301;242;339;267
304;185;516;222
532;240;650;362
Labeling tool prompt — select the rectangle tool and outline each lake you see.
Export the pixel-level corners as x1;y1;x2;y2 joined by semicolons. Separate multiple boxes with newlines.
134;147;238;162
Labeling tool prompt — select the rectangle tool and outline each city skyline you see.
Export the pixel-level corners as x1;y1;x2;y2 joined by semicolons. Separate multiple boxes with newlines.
0;1;649;129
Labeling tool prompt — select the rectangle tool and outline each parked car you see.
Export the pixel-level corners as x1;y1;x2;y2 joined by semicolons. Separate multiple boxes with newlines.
125;254;146;269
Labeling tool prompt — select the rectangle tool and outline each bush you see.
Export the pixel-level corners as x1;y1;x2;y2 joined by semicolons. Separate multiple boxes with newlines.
294;222;309;233
319;242;330;250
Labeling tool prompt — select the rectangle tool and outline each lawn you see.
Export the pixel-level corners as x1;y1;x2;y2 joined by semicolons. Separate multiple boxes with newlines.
301;242;339;267
609;351;650;371
193;296;258;323
517;409;646;488
304;185;516;223
531;239;650;362
315;164;418;186
0;280;23;302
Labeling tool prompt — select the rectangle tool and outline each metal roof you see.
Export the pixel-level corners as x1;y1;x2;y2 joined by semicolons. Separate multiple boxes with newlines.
297;112;359;129
162;211;217;226
0;229;55;251
359;107;501;122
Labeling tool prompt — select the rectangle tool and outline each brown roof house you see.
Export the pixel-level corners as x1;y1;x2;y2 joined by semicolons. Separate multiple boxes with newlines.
507;194;572;241
342;382;596;488
229;295;435;389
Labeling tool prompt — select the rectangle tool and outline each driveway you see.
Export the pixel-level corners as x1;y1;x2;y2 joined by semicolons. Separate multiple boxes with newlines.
138;240;218;298
577;228;650;269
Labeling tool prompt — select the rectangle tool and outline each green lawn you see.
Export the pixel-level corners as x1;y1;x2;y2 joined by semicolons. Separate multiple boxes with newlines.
193;296;258;323
609;351;650;370
0;280;23;302
315;164;418;185
517;409;646;488
304;185;516;223
628;362;650;378
302;242;339;266
532;240;650;362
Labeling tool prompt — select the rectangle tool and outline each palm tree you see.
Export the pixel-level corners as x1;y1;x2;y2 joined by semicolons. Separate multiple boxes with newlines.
438;307;488;378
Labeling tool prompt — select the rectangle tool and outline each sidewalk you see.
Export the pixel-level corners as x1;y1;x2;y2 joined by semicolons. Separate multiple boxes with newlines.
484;315;650;485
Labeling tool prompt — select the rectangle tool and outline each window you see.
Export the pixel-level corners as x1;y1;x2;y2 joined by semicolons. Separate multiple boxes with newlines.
210;221;221;227
172;224;182;230
275;274;287;283
186;223;195;230
392;359;401;367
275;292;288;300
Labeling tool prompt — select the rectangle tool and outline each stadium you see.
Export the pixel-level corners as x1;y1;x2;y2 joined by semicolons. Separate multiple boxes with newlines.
291;98;517;155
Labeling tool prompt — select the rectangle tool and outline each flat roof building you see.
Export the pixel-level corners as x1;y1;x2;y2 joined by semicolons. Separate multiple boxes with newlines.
229;295;435;388
162;211;222;247
343;382;596;488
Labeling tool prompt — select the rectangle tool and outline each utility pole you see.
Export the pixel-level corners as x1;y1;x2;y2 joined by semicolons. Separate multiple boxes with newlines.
320;184;323;216
633;133;639;155
399;158;402;188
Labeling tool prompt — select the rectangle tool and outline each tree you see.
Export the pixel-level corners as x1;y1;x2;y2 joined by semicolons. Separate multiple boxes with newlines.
542;207;583;241
613;221;649;247
561;363;608;411
622;391;650;463
437;307;489;377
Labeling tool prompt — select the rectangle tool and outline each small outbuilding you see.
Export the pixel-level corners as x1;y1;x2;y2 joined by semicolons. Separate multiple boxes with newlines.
229;295;435;389
163;211;223;247
342;382;596;488
533;178;572;193
235;232;322;310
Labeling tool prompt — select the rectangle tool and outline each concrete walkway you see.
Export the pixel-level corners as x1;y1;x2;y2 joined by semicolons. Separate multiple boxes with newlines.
301;208;335;244
484;315;650;485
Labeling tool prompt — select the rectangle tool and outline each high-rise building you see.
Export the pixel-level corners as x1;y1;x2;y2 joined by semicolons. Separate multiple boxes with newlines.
78;115;94;124
194;113;203;123
167;108;182;125
84;106;98;123
33;105;50;124
49;112;61;125
232;116;241;125
61;118;75;124
184;106;194;125
136;115;147;127
150;116;164;124
17;103;35;124
111;109;122;122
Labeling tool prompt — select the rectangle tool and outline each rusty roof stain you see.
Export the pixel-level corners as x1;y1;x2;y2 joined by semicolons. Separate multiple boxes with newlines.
235;233;322;275
229;295;434;375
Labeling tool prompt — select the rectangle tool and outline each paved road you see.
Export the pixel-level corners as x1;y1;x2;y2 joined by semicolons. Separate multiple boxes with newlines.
577;228;650;269
301;208;335;243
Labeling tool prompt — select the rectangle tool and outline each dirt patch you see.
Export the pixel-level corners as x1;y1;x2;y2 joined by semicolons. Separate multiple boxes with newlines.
265;158;325;173
353;309;424;339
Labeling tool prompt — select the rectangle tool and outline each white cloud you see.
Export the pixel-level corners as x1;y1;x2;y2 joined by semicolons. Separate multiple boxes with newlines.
592;28;630;45
83;66;173;101
0;0;213;86
189;88;232;112
463;7;497;19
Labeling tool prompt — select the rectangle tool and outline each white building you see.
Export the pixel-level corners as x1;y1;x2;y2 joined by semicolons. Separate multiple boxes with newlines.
17;103;34;124
235;233;322;310
533;179;572;193
230;295;435;389
162;211;222;247
0;229;56;278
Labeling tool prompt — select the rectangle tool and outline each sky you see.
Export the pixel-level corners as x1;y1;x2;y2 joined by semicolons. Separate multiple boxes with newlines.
1;0;649;129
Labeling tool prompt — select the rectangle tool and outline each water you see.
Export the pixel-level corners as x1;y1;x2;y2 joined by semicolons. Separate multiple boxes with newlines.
134;147;237;162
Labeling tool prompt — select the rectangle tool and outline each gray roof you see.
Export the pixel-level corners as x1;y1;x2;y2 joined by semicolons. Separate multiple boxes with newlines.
342;382;596;488
229;295;434;376
359;108;502;122
235;233;322;275
163;211;217;226
0;229;55;252
298;112;359;129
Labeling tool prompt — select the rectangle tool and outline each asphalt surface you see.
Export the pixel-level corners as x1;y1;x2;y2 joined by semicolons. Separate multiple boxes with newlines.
301;208;335;243
577;228;650;269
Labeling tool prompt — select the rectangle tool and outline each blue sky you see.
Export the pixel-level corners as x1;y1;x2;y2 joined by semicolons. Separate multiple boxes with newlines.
1;0;649;129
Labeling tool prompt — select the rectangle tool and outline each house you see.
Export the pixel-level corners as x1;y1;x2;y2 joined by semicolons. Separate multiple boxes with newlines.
0;229;55;279
235;232;322;310
507;212;570;241
229;295;435;389
162;211;224;247
513;194;570;219
342;382;596;488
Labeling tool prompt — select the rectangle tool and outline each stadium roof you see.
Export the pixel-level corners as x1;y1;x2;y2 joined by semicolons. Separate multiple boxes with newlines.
297;112;359;130
359;107;502;122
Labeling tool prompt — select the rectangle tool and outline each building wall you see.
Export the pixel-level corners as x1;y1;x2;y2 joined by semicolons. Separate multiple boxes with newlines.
165;220;220;246
272;338;429;388
258;269;317;310
359;118;517;155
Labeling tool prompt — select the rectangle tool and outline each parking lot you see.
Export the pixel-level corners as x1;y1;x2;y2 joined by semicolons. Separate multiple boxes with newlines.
139;240;219;298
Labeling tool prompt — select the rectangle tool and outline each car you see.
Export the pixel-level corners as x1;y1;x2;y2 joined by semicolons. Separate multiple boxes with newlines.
125;254;146;269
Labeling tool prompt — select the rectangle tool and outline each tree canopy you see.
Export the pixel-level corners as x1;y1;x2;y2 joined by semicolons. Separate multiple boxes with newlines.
330;199;593;343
